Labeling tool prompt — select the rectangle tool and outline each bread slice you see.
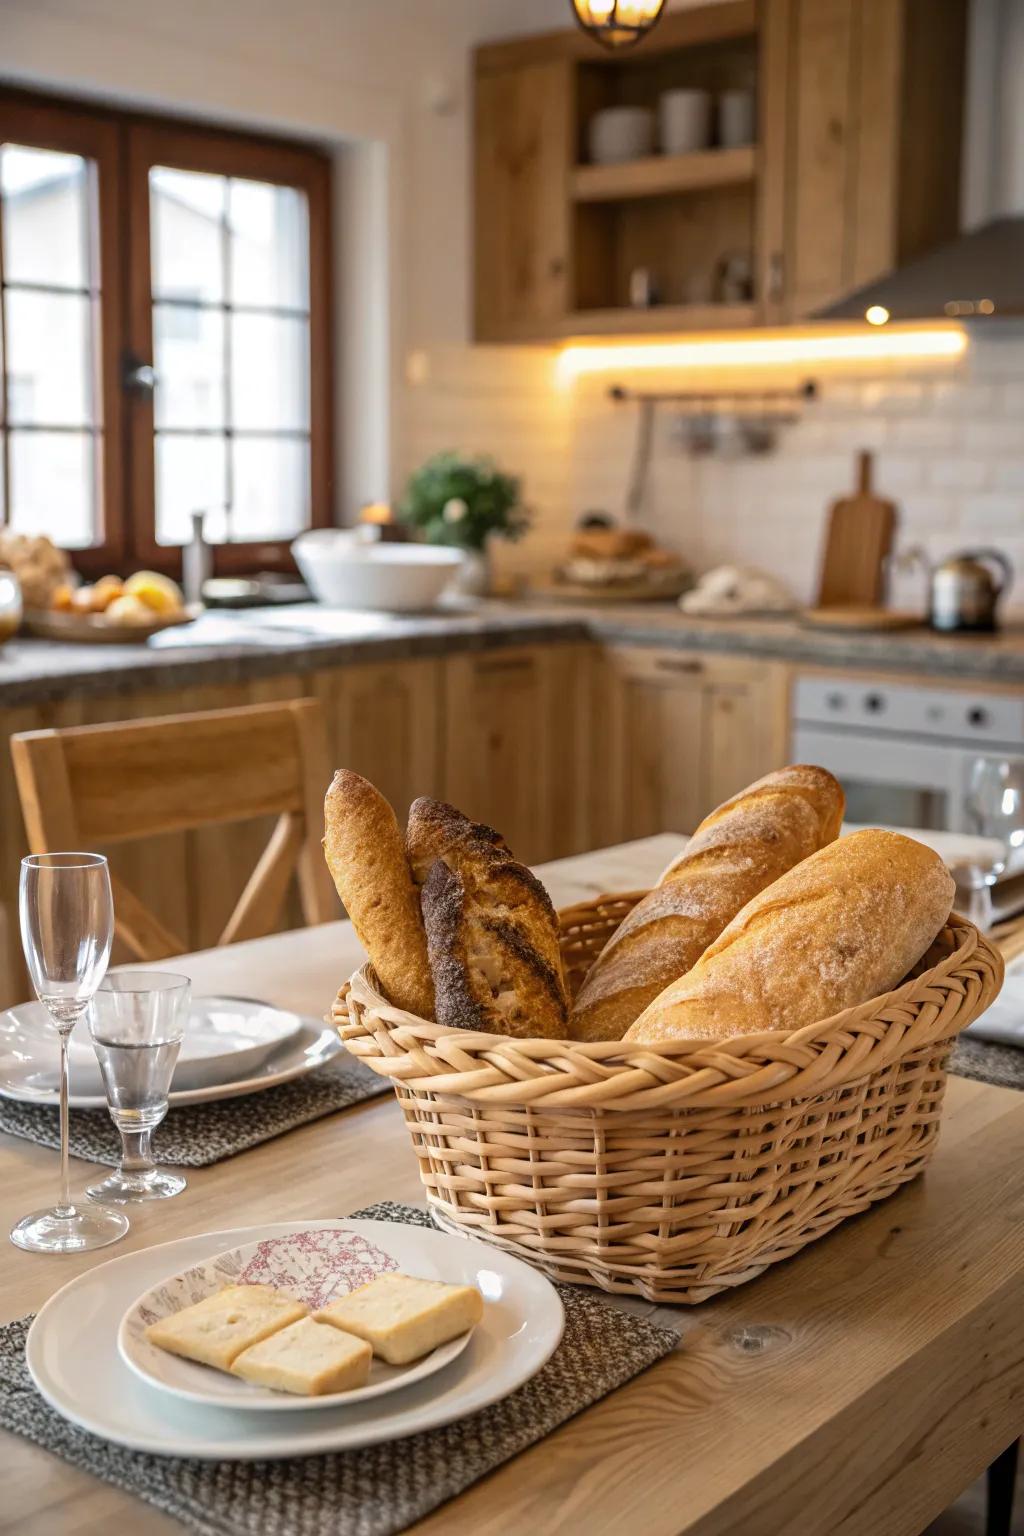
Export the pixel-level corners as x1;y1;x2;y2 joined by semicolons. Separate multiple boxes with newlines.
323;769;434;1018
145;1284;307;1371
316;1272;484;1365
408;797;568;1038
626;828;955;1043
568;765;845;1042
231;1316;372;1396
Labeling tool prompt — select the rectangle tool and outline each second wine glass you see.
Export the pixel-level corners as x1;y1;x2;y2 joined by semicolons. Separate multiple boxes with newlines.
86;970;191;1203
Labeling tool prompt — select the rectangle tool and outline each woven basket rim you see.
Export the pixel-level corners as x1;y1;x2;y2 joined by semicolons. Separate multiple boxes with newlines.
335;905;1004;1111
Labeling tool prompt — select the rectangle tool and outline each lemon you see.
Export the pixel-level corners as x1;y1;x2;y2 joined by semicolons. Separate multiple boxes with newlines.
125;570;183;615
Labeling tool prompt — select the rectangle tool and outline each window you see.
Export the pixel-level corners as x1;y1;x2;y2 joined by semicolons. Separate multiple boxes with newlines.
0;91;331;574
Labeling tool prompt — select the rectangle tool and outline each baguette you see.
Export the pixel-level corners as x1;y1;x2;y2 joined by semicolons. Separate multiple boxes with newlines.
323;770;434;1018
625;828;955;1044
408;797;568;1038
568;765;845;1042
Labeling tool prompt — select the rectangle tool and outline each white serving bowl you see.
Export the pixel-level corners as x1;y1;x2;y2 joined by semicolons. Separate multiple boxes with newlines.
292;529;463;612
588;106;655;165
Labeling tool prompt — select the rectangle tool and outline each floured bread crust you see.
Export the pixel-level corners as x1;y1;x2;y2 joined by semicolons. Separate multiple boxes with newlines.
324;770;434;1018
626;828;955;1043
409;798;568;1038
568;765;846;1043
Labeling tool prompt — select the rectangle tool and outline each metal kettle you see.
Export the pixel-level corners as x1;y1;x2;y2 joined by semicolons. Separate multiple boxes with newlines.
929;548;1013;633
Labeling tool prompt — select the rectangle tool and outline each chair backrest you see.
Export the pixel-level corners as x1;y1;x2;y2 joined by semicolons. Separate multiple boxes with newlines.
10;698;338;961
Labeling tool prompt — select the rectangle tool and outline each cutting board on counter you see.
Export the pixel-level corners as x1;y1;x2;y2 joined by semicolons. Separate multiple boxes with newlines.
815;451;897;609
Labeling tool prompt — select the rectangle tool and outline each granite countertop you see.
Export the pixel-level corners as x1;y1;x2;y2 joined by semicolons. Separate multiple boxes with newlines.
3;600;1024;706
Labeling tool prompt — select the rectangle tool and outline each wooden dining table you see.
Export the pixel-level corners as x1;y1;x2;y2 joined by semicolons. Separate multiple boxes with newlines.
3;833;1024;1536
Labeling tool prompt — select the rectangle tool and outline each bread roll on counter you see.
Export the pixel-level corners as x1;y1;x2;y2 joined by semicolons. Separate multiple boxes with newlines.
625;829;955;1044
323;770;434;1019
408;797;569;1038
567;765;845;1042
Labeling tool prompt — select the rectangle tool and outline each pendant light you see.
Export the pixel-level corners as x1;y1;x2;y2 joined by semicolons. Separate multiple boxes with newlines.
571;0;667;51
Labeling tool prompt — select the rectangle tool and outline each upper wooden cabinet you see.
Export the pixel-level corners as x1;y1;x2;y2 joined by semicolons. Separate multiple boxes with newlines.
473;0;966;339
474;60;573;341
758;0;967;322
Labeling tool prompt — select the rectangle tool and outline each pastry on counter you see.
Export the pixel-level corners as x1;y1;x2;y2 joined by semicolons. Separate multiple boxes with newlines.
556;516;690;592
568;765;845;1042
625;829;955;1044
680;564;796;616
0;531;70;610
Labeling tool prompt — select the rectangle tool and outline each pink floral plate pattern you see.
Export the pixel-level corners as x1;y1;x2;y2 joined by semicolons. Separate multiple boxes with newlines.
118;1219;476;1412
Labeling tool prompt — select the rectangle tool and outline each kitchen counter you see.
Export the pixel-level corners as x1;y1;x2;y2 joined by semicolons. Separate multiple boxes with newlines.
3;601;1024;706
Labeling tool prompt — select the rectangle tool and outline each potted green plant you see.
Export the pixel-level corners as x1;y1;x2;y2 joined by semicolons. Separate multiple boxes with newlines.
398;451;529;596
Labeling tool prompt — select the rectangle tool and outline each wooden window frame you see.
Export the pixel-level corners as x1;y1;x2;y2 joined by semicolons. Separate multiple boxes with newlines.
0;87;333;577
0;94;126;568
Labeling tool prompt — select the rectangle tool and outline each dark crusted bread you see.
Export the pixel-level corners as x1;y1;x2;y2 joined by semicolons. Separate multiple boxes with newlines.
323;770;434;1019
567;764;845;1043
408;798;568;1039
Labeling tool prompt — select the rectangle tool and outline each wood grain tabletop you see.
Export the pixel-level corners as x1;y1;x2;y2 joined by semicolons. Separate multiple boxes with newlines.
2;834;1023;1536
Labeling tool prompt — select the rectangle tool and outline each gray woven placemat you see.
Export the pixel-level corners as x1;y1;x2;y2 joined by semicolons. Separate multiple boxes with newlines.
0;1200;678;1536
950;1035;1024;1091
0;1057;388;1167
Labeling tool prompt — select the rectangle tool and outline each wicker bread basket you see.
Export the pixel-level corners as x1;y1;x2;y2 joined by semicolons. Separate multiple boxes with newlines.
335;891;1004;1303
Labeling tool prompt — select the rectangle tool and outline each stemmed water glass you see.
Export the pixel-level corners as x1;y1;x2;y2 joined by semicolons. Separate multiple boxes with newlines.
86;970;191;1203
959;757;1024;931
10;853;129;1253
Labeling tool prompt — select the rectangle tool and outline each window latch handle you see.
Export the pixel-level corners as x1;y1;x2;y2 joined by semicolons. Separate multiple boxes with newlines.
123;354;157;395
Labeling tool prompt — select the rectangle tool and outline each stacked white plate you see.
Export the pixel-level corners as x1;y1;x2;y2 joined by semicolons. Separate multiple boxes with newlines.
0;995;342;1109
26;1218;564;1458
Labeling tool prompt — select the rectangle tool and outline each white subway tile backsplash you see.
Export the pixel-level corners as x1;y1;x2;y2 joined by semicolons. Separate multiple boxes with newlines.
925;457;991;491
403;325;1024;598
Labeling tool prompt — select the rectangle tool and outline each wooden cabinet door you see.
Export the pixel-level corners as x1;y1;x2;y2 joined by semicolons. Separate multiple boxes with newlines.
442;646;587;863
474;59;572;341
309;660;444;822
593;649;708;846
702;657;790;811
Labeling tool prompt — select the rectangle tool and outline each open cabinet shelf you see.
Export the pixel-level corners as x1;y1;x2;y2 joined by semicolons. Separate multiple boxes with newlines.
571;144;755;204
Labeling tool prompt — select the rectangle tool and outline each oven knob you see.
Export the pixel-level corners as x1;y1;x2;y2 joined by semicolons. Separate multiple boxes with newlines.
968;706;990;728
864;693;885;713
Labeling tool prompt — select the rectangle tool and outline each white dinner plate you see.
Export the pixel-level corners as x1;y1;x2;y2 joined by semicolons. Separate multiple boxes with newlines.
119;1226;475;1411
0;1008;341;1109
26;1219;563;1459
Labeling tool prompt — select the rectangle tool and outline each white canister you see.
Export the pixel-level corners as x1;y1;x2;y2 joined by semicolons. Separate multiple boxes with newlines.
588;106;655;165
658;89;711;156
718;90;755;148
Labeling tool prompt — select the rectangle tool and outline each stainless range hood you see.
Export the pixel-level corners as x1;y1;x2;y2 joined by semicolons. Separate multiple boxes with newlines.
817;219;1024;322
817;0;1024;323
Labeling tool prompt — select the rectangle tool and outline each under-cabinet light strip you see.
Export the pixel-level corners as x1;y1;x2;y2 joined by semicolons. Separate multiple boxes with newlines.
555;326;968;381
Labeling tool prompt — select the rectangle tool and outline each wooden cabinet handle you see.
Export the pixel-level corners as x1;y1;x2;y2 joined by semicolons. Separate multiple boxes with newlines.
655;656;703;675
767;251;784;303
473;655;535;675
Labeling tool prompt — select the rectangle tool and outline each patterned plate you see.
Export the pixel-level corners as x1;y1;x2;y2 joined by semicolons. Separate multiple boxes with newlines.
119;1224;475;1411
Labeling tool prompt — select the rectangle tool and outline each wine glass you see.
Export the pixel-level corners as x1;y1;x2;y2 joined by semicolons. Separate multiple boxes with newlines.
86;971;190;1203
10;853;129;1253
958;758;1024;931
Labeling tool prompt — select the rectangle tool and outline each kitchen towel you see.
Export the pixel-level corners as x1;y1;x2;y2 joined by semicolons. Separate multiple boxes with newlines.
0;1056;389;1167
0;1201;679;1536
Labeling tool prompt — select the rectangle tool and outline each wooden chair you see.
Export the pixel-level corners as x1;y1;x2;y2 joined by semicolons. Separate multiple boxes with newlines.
10;699;338;961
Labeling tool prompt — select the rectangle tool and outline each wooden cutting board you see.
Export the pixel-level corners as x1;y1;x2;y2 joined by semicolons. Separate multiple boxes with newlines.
815;451;897;608
800;605;921;632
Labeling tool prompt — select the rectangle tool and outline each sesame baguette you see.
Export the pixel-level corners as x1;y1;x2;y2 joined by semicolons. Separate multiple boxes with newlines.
323;770;434;1018
626;829;955;1044
408;797;568;1038
567;765;845;1042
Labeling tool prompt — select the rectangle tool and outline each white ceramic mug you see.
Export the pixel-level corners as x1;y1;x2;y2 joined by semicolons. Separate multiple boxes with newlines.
588;106;655;165
658;89;711;155
718;90;755;148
